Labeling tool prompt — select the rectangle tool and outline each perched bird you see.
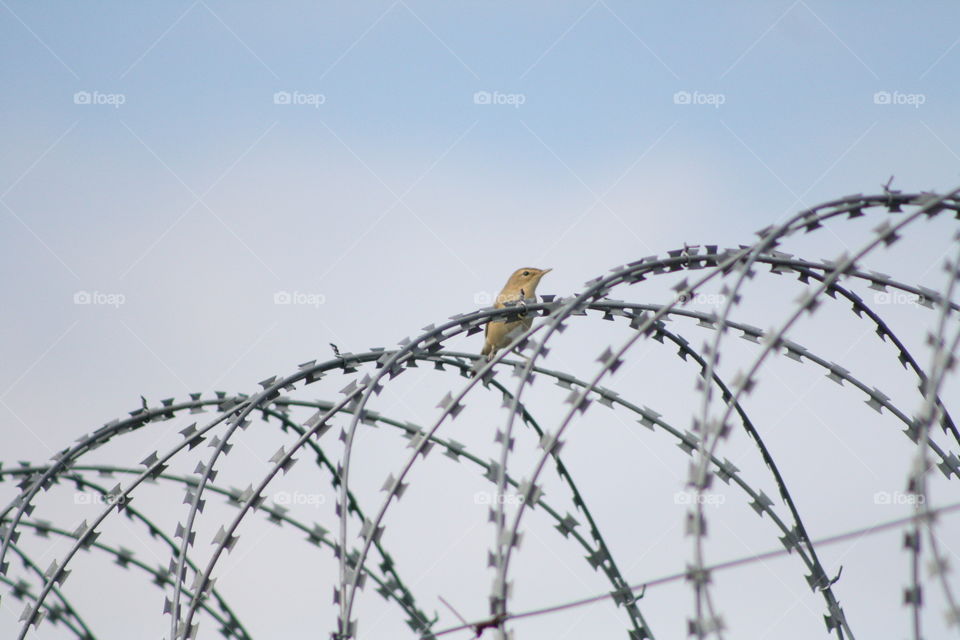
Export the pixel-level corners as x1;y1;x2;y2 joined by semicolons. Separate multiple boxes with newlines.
481;267;551;360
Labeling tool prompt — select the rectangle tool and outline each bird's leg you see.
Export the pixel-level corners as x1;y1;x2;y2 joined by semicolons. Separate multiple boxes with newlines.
516;288;528;317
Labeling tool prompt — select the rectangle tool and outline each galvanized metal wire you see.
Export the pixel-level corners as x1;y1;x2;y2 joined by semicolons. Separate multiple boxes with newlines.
2;188;960;639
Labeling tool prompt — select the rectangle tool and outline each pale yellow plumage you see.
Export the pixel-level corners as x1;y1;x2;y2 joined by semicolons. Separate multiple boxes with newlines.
482;267;551;360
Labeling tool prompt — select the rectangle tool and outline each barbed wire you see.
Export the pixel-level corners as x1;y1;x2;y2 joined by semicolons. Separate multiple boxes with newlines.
425;498;960;638
2;188;959;639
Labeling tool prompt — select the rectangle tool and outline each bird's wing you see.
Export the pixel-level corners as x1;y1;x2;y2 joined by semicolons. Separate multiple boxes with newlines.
486;295;507;338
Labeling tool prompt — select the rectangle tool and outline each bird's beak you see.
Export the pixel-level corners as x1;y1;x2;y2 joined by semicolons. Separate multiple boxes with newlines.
540;268;552;276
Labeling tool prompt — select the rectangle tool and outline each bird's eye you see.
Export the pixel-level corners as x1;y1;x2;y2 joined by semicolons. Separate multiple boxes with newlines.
522;270;530;276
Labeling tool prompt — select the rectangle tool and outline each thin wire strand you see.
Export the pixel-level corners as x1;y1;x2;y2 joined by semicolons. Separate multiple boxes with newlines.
426;499;960;638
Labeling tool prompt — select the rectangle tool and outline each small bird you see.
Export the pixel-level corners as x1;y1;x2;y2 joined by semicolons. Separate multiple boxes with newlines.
481;267;551;360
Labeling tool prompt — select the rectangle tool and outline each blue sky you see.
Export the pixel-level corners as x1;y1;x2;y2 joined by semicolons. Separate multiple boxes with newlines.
2;2;960;638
